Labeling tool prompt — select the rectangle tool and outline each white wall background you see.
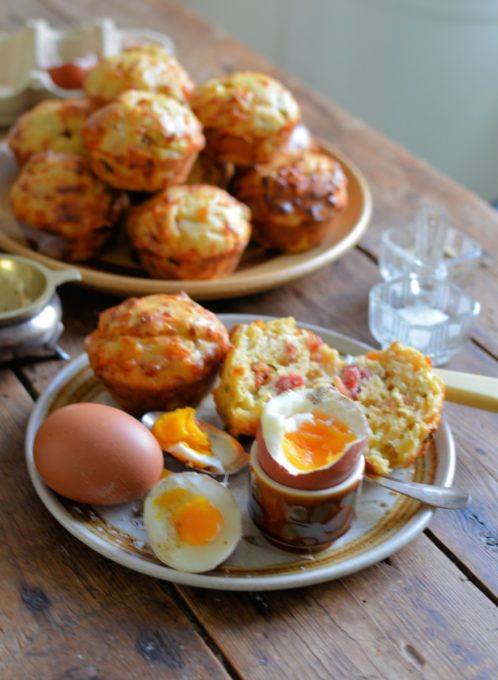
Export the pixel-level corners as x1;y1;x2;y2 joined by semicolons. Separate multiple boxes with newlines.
181;0;498;202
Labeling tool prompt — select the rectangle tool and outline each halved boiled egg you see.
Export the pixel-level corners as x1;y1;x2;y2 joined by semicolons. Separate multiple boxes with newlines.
143;472;242;572
256;386;369;490
147;407;249;475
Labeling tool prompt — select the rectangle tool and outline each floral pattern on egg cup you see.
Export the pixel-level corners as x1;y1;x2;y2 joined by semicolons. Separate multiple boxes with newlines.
248;446;364;553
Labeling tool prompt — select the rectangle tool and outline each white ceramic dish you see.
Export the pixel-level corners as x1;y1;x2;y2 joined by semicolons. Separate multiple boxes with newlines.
0;18;174;124
25;315;455;591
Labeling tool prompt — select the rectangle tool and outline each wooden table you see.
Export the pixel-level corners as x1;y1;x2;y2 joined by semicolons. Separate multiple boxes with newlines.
1;2;497;678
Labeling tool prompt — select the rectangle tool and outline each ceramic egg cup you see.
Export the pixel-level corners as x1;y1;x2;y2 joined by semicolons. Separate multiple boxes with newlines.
248;445;365;553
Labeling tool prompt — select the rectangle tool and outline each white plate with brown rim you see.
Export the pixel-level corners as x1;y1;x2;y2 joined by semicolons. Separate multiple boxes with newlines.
25;315;455;591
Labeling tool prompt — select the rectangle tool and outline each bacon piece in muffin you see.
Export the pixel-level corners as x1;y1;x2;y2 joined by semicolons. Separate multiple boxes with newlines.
6;99;93;166
126;184;251;280
9;151;127;261
84;44;194;106
231;150;348;252
191;71;300;165
85;293;230;415
213;317;343;437
82;90;204;192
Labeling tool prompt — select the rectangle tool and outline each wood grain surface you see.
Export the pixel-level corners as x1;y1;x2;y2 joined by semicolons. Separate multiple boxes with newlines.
1;1;497;679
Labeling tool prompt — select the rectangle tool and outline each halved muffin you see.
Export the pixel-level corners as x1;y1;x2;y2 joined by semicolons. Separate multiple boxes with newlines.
6;98;93;166
213;317;343;437
85;293;230;415
231;151;348;252
84;44;194;106
337;343;445;475
9;151;127;261
82;90;204;192
126;184;251;280
191;71;300;165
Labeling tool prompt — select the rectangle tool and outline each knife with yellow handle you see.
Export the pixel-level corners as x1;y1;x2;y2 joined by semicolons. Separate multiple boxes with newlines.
434;369;498;413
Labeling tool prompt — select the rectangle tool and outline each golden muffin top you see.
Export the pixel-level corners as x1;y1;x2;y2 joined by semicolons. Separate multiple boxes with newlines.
127;184;251;258
85;293;230;390
9;151;125;239
191;71;300;138
84;44;194;104
83;90;204;161
232;151;348;226
7;99;93;165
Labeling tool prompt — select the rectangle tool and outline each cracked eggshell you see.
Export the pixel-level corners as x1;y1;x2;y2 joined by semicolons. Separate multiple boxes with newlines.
256;386;369;490
0;18;175;125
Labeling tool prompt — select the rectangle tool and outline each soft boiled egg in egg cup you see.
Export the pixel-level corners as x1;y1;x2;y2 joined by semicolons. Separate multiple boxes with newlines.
250;386;368;552
144;472;242;573
144;407;249;476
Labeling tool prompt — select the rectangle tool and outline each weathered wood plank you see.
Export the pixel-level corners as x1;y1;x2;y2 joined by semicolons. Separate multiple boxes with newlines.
0;371;232;679
178;535;498;680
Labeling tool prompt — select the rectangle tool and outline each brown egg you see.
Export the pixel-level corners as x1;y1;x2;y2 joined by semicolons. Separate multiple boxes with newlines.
34;403;164;505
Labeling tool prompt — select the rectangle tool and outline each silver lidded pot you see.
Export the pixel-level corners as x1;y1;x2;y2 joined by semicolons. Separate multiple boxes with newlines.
0;254;81;361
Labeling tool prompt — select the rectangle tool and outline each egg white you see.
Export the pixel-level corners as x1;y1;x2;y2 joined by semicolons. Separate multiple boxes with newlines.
143;472;242;573
261;386;368;476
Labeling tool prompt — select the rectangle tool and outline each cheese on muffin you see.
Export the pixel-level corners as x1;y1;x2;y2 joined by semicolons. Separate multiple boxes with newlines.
232;150;348;252
9;151;127;261
7;99;92;165
84;44;194;105
213;318;343;436
82;90;204;192
126;184;251;280
85;293;230;415
191;72;300;165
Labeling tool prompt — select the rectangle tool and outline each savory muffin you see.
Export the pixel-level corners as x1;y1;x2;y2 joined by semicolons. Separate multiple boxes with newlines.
191;71;300;165
213;317;343;437
185;152;234;189
6;98;93;166
126;184;251;280
336;343;445;475
231;151;348;252
85;293;230;415
10;152;127;261
82;90;205;192
84;44;194;106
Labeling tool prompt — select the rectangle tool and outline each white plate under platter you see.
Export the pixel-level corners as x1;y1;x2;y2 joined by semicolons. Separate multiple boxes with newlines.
25;315;455;591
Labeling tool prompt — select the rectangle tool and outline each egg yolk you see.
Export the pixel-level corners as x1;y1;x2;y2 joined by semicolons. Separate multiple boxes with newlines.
152;407;212;455
154;488;224;545
172;496;224;545
282;412;356;471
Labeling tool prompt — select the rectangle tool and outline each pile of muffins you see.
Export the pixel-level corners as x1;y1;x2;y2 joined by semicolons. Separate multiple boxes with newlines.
86;292;445;476
6;43;349;280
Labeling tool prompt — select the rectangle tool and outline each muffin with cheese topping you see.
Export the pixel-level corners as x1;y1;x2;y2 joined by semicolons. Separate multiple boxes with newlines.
10;151;127;261
6;99;93;166
82;90;204;192
337;343;445;475
126;184;251;280
214;317;343;437
84;44;194;106
232;151;348;252
191;72;300;165
85;293;230;415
